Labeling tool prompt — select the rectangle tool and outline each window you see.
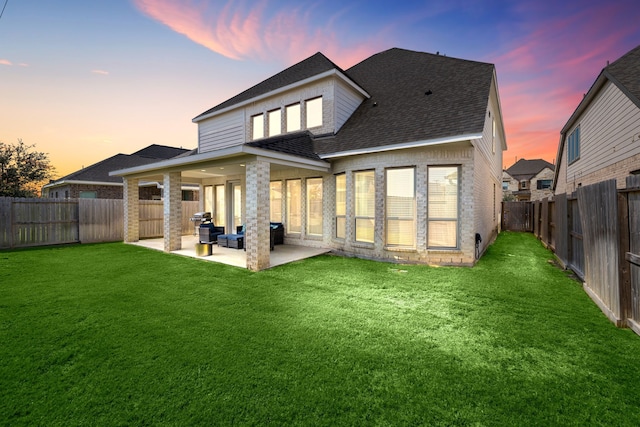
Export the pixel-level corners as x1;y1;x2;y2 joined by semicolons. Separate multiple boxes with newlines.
204;185;213;214
335;174;346;239
214;184;225;228
537;179;553;190
502;181;509;190
492;118;496;154
252;114;264;139
268;109;281;137
232;183;242;229
305;97;322;128
386;168;415;247
286;179;301;233
520;180;528;190
354;170;375;243
568;125;580;164
79;191;96;199
286;103;301;132
306;178;323;236
428;166;459;248
270;181;282;222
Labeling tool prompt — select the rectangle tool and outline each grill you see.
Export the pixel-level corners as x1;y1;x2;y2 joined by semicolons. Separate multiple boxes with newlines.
190;212;212;235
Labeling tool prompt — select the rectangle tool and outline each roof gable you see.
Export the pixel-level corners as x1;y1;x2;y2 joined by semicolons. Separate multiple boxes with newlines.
193;52;345;121
606;44;640;106
50;144;191;185
315;48;495;155
506;158;554;180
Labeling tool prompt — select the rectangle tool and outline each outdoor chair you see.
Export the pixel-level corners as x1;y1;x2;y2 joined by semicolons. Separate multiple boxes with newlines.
198;222;225;244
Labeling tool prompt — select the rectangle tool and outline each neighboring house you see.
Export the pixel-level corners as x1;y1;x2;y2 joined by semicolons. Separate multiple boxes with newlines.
112;48;506;271
554;44;640;194
43;144;198;200
503;159;554;201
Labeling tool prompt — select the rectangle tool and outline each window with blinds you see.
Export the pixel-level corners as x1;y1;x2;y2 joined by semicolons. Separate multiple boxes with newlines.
355;170;375;243
306;178;323;236
335;174;346;239
386;168;415;247
428;166;459;248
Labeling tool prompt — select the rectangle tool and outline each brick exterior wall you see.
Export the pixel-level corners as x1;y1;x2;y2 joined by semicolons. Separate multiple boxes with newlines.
562;152;640;193
163;172;182;252
123;178;139;242
245;160;271;271
530;168;555;200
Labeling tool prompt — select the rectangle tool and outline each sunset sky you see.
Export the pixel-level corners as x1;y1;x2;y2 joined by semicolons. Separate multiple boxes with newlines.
1;0;639;178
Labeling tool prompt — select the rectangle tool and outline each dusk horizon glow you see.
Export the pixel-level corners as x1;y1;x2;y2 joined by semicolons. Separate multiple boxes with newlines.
1;0;639;178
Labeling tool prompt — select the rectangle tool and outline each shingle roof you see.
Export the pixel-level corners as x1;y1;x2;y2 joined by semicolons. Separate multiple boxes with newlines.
193;52;343;120
605;44;640;105
506;158;554;180
245;131;321;161
131;144;191;159
50;144;191;184
315;48;495;155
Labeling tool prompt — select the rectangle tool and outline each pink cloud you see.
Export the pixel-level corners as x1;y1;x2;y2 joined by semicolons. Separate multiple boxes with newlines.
91;69;109;75
0;59;12;66
131;0;382;68
490;2;638;168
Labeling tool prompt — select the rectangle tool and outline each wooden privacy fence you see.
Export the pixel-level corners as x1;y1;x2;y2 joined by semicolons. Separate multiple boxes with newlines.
0;198;200;249
501;201;533;232
503;176;640;335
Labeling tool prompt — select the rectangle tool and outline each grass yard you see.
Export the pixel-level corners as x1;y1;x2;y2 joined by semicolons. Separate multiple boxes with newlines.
1;232;640;426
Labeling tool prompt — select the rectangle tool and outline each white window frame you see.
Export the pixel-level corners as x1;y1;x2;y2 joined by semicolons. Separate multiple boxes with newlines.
427;166;460;249
268;109;282;137
252;113;264;140
305;96;322;129
354;170;375;244
306;177;323;236
286;103;301;133
335;173;346;239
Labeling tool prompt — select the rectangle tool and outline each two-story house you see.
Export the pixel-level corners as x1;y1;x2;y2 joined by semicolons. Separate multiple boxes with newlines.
554;44;640;194
503;159;554;201
112;48;506;271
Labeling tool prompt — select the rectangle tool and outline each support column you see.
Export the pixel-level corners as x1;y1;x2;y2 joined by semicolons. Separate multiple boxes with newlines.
245;159;270;271
163;172;182;252
123;177;139;242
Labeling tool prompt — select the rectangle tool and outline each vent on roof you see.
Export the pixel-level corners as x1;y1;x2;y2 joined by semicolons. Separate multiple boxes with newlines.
425;90;433;96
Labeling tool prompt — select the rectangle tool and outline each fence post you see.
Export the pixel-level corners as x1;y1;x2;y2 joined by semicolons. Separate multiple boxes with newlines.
618;189;632;322
0;198;13;249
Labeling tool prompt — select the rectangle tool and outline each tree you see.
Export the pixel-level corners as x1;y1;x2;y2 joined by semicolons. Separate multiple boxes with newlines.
0;139;56;197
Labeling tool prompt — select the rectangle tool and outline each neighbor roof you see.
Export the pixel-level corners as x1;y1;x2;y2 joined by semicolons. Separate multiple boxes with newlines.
193;52;346;121
506;159;554;180
315;48;496;156
46;144;191;186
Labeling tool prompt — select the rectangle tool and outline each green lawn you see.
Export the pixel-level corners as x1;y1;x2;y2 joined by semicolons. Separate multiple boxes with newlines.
1;232;639;426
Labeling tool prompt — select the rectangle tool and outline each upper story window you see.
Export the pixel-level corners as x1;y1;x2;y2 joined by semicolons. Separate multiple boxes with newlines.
268;109;282;137
520;180;529;190
568;125;580;164
286;103;301;132
502;181;509;190
252;114;264;139
537;179;552;190
492;117;496;154
306;97;322;128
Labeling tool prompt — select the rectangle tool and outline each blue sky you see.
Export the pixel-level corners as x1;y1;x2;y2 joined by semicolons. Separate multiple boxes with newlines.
1;0;639;177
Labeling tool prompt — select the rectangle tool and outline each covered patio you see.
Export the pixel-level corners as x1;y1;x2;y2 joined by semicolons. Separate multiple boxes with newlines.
111;143;331;271
130;235;331;269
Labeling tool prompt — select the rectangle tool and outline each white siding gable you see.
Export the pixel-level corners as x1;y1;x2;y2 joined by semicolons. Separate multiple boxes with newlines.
335;79;364;131
198;109;244;153
197;74;367;154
